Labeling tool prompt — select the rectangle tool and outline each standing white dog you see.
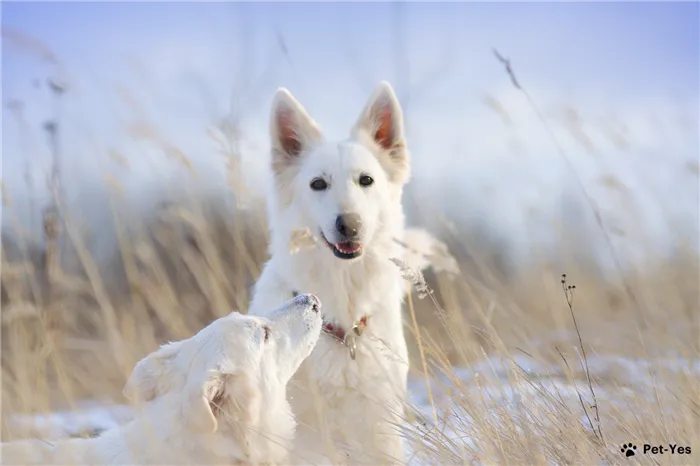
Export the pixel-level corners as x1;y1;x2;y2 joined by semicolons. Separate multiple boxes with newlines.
2;294;322;465
249;82;416;464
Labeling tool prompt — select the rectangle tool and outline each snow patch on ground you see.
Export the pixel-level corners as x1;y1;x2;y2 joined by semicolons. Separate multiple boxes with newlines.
7;354;697;464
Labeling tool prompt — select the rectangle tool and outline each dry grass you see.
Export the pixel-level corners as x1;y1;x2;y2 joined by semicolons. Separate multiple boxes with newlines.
1;29;697;465
1;185;698;464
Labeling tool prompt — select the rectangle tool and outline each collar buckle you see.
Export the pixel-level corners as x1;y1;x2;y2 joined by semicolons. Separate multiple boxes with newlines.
343;332;358;360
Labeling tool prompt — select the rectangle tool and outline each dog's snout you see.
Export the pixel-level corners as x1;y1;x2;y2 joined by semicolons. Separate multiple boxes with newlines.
307;293;321;313
335;213;362;239
296;293;321;313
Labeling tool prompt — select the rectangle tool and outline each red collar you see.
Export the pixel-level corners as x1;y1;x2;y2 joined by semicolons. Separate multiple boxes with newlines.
323;316;368;342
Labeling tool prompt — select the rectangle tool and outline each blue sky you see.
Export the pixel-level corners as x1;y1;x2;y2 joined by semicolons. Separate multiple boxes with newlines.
2;2;698;267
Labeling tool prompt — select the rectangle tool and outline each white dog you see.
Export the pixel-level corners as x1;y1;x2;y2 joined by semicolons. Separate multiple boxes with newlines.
1;294;323;466
249;82;425;465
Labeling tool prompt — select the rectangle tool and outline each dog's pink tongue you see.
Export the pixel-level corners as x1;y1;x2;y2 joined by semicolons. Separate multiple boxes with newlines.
336;242;361;253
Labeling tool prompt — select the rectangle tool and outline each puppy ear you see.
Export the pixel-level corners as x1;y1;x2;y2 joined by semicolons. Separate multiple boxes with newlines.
123;341;182;403
270;88;323;171
185;371;227;434
352;81;410;183
185;370;261;437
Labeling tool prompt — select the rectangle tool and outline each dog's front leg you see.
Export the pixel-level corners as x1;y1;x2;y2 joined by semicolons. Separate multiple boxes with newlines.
373;408;407;465
346;395;406;465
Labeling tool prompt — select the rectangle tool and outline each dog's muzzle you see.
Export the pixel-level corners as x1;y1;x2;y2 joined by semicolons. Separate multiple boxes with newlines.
320;232;364;260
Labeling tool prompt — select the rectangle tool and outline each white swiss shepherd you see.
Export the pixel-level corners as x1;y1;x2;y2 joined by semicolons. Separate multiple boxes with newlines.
1;294;323;465
249;82;419;465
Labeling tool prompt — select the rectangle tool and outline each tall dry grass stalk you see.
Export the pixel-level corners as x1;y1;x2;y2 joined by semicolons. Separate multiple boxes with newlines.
2;161;698;464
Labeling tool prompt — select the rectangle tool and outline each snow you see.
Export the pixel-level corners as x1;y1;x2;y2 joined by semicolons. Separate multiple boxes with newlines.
8;354;696;464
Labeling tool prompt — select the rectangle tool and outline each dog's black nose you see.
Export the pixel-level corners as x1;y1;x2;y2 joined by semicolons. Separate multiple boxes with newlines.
335;213;362;239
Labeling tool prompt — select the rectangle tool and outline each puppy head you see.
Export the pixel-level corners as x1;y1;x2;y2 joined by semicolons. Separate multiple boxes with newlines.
269;82;409;260
123;294;322;437
263;293;323;381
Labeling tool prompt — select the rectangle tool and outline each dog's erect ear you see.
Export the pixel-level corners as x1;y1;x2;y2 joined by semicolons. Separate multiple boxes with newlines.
352;81;410;183
353;81;405;151
185;370;262;437
123;341;182;403
270;88;323;168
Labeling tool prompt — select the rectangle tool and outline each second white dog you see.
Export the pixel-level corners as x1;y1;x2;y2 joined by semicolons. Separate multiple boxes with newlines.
1;293;322;465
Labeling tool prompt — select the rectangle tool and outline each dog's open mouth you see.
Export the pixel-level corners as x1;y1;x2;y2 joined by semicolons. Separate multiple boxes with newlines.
321;233;363;260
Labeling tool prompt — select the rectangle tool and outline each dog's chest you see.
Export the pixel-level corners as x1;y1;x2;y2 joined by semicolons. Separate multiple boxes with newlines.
284;258;408;376
290;326;408;446
288;255;401;324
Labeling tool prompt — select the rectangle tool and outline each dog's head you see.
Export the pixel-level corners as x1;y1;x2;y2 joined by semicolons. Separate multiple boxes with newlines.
123;294;322;440
270;82;409;261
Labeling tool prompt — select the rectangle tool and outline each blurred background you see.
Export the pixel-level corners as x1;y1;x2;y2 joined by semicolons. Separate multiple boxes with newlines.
3;2;698;270
1;2;698;463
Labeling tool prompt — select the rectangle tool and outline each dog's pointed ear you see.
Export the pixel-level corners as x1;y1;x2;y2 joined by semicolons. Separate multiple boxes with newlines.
185;370;261;436
123;341;182;403
352;81;410;183
270;88;323;169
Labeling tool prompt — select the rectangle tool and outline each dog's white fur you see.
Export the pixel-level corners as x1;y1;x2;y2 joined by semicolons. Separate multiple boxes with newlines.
249;82;415;464
1;294;322;466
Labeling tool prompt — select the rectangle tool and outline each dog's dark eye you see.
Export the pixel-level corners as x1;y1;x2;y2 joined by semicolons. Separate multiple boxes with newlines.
310;178;328;191
359;175;374;187
262;325;271;343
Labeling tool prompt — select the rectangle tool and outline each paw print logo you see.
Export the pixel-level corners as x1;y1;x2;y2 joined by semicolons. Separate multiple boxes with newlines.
621;443;637;457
